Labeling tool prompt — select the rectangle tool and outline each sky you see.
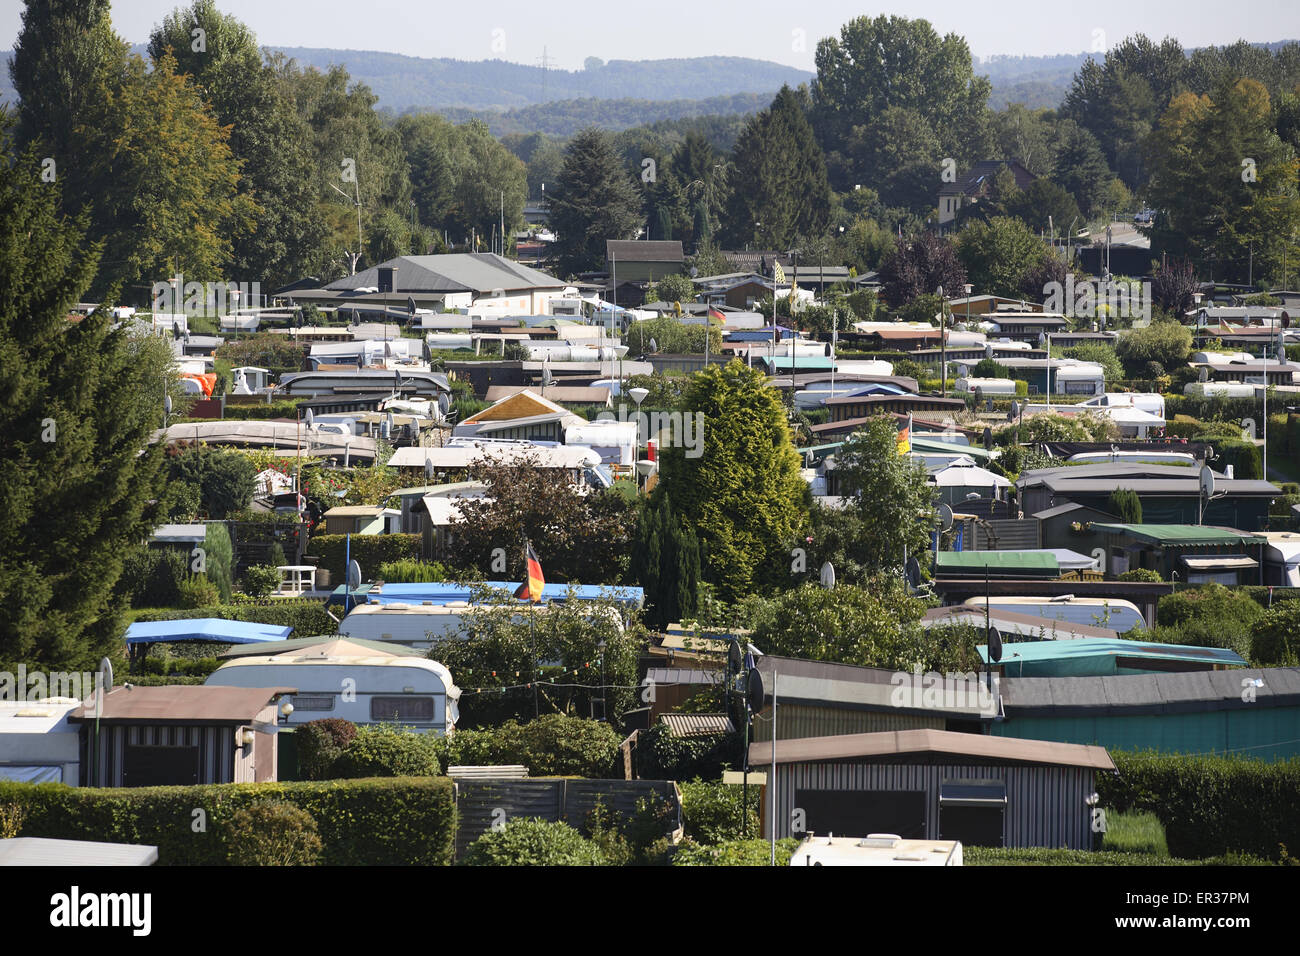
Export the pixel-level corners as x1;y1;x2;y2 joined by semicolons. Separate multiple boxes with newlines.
2;0;1298;71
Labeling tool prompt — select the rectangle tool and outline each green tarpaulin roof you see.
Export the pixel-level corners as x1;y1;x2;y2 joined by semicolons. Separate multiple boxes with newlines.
935;552;1060;575
1090;524;1264;546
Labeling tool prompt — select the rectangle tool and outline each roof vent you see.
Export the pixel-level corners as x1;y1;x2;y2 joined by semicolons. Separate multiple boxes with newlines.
861;833;901;848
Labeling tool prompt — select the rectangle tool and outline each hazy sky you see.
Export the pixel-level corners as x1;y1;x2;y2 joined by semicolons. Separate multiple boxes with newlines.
3;0;1298;71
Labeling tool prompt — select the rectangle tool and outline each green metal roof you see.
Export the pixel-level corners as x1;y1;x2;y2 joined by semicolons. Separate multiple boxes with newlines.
935;552;1060;575
977;639;1242;671
1090;524;1265;546
910;436;995;460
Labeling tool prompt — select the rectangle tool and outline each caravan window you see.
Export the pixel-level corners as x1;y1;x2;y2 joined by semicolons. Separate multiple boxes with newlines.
371;696;436;722
291;695;335;712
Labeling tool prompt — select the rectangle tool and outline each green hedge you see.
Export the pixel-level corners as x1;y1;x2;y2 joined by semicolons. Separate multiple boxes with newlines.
672;838;798;866
308;533;422;581
1097;751;1300;860
964;847;1272;866
131;599;337;639
0;776;455;865
441;715;622;778
633;724;741;782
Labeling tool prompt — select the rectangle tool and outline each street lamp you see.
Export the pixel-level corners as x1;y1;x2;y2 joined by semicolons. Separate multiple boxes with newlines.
629;386;649;466
937;285;947;396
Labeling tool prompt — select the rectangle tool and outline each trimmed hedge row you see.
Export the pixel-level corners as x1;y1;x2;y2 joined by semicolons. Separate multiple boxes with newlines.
131;600;337;638
0;776;455;865
308;533;422;582
672;838;798;866
964;847;1272;866
1097;751;1300;861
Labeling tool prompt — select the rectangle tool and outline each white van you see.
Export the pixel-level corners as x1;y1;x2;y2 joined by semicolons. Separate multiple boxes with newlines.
205;652;460;734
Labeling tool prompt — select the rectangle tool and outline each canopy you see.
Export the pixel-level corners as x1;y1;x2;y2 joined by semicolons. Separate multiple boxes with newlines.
928;463;1010;488
125;619;293;646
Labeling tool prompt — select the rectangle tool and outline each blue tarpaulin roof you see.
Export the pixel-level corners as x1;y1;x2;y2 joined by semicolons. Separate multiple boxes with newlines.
326;581;644;608
125;619;294;646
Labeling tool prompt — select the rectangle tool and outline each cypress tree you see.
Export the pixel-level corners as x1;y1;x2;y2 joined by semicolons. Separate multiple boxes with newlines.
0;123;174;670
1107;487;1144;524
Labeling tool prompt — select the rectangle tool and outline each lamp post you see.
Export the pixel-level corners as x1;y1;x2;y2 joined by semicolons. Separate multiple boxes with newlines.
629;387;649;485
595;638;607;722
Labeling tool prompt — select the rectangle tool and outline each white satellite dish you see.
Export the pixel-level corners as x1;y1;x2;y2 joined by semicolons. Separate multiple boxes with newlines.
1199;464;1216;502
938;503;954;532
819;561;836;589
347;559;362;591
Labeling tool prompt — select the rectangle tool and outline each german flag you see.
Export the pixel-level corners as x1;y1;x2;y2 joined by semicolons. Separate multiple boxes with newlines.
707;306;726;323
896;413;912;455
514;541;545;603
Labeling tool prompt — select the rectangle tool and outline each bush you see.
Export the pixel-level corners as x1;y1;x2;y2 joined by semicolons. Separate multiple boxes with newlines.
203;523;235;602
679;778;759;845
225;799;323;865
376;559;449;583
672;838;798;866
1152;584;1263;656
1106;487;1143;524
1251;601;1300;666
1117;568;1163;582
333;724;442;778
1097;751;1300;860
297;719;359;780
242;564;281;598
119;547;190;608
309;533;422;582
1207;439;1261;480
441;715;621;778
178;574;220;608
0;776;456;865
633;724;740;781
459;817;605;866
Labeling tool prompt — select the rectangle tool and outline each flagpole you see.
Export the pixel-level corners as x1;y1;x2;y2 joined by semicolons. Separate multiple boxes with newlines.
530;606;539;718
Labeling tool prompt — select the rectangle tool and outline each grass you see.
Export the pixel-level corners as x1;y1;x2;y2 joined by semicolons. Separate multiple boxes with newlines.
965;847;1272;866
1101;810;1168;856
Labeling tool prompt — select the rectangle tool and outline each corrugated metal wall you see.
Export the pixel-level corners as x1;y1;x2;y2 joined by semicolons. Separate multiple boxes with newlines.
993;708;1300;761
765;760;1094;849
750;704;942;743
86;724;235;788
454;779;681;858
971;519;1040;551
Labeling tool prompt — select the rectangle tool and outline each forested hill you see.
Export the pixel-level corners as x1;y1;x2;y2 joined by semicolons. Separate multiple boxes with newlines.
268;50;814;109
433;93;772;138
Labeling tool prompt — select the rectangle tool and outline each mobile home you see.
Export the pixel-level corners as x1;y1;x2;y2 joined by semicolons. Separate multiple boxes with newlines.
337;601;624;650
205;644;460;734
960;595;1147;633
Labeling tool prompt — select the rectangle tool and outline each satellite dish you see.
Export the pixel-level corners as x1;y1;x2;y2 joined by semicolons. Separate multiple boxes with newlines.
1200;465;1216;502
988;628;1004;664
938;504;954;532
648;337;658;353
438;392;450;415
1008;400;1020;422
819;561;836;589
974;386;984;404
1281;310;1291;329
98;657;114;694
745;666;765;714
347;559;362;591
407;296;417;316
1198;366;1209;382
728;640;743;672
983;427;993;450
164;394;172;415
424;456;435;482
904;556;922;591
350;308;361;325
304;408;314;427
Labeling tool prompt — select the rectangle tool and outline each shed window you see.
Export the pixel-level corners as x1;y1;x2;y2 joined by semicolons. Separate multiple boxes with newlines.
370;696;436;722
939;779;1006;847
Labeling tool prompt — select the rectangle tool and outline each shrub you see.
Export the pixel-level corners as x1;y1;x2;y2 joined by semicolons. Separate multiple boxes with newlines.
679;778;759;844
1252;601;1300;666
203;523;235;602
376;559;449;583
333;724;442;778
633;724;740;781
1106;487;1143;524
1208;439;1261;480
297;719;359;780
672;838;798;866
119;547;190;608
1117;568;1163;582
225;799;323;866
441;715;621;778
583;795;676;865
0;777;456;865
0;802;24;838
243;565;281;598
1152;584;1263;656
1097;751;1300;860
459;818;605;866
178;574;220;608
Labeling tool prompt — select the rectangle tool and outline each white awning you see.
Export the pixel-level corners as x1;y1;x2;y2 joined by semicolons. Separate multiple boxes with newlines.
1181;555;1258;570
